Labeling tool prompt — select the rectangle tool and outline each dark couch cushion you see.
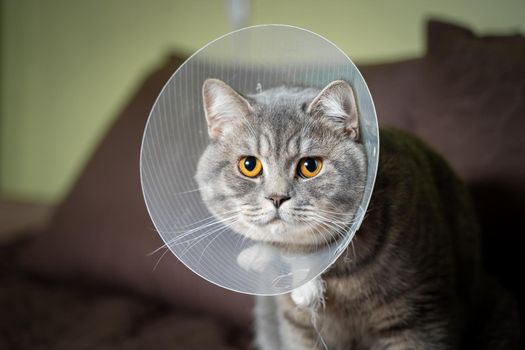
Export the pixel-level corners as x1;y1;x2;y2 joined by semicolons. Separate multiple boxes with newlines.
361;20;525;306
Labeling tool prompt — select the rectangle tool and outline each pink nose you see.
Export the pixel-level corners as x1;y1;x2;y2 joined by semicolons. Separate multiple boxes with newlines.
266;195;291;208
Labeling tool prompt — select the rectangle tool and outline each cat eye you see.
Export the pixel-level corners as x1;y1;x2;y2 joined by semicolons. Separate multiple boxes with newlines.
238;156;263;178
297;157;323;178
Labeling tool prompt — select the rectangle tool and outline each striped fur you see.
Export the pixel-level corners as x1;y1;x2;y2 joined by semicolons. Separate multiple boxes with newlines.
255;129;520;349
196;80;520;349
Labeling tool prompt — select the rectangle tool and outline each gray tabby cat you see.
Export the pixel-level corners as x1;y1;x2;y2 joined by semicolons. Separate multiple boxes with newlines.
196;79;520;349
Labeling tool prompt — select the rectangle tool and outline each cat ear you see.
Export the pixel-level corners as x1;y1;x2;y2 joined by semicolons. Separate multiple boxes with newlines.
202;79;253;140
307;80;359;140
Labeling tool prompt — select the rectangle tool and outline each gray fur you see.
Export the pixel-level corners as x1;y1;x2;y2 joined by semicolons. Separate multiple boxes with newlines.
196;80;521;349
196;79;366;248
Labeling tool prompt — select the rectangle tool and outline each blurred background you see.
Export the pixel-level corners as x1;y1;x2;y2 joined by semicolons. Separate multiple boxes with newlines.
2;0;524;205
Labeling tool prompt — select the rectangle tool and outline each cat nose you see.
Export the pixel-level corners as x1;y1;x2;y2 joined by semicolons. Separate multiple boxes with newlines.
265;195;291;208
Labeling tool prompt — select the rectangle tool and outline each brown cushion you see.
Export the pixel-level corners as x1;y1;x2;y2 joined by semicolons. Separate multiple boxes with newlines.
420;20;525;309
2;242;250;350
19;54;253;327
362;20;525;187
361;20;525;304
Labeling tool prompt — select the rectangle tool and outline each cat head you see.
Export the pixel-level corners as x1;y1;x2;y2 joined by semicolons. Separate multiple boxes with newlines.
195;79;366;250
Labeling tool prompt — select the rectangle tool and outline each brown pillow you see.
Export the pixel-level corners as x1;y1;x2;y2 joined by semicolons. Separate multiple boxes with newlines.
415;20;525;308
361;20;525;306
19;54;253;327
362;20;525;188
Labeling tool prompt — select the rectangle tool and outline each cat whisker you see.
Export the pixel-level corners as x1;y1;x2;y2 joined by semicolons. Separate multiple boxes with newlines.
172;215;238;242
350;240;358;263
197;219;241;265
239;204;262;212
234;226;252;250
308;213;353;248
293;217;321;250
156;210;240;237
149;224;227;260
168;211;240;233
296;215;336;252
147;214;240;256
176;209;241;229
316;208;355;217
309;221;332;253
165;219;238;249
152;247;172;272
171;188;202;196
149;221;228;253
305;210;353;228
179;218;240;257
296;206;356;221
308;217;340;249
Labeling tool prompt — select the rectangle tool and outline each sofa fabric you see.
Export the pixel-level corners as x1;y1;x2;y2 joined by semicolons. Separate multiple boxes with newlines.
361;20;525;309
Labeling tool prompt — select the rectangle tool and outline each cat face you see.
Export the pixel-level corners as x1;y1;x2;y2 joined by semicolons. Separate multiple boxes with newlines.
195;79;367;249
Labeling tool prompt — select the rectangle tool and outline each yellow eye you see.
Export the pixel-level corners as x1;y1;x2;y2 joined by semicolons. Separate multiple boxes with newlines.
239;156;262;178
298;157;323;178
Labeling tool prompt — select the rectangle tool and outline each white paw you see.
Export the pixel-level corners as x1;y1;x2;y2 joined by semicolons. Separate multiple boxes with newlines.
291;277;325;309
237;244;274;273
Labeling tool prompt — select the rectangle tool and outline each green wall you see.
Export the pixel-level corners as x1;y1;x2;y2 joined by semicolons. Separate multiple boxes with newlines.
2;0;524;202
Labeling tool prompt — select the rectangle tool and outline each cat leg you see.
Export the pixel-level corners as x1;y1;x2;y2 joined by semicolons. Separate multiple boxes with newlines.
255;291;324;350
291;277;325;309
280;320;324;350
255;296;282;350
279;315;323;350
237;243;276;272
277;295;327;350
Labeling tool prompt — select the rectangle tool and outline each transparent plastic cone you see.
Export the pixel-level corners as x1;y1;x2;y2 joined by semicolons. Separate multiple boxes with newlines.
140;25;379;295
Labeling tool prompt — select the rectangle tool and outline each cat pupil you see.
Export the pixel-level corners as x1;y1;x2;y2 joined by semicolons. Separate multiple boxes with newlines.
244;157;257;171
304;158;317;172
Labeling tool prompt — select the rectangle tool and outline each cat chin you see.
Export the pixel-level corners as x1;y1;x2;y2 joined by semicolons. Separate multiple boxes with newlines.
206;209;341;249
230;219;336;249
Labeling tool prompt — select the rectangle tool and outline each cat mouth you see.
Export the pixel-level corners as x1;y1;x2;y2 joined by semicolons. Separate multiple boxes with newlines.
252;213;285;226
267;217;282;224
